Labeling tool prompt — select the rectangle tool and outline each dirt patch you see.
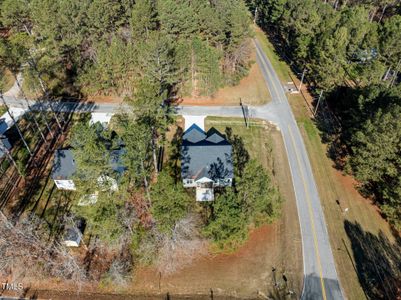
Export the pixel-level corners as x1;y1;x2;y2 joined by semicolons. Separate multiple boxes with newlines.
180;52;271;106
1;69;15;93
85;95;124;104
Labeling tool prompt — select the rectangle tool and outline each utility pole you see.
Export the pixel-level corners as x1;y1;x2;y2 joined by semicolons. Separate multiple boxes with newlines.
14;75;51;141
299;69;306;91
240;98;249;128
314;90;324;116
0;137;20;175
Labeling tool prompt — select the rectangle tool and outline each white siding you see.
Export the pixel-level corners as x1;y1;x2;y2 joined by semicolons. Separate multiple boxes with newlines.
54;179;76;191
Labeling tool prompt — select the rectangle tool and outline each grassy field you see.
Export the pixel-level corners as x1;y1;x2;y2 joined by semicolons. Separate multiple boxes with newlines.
256;26;400;299
205;117;273;169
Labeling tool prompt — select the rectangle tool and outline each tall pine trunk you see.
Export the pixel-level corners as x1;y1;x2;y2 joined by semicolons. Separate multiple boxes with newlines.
27;57;63;131
141;159;151;203
0;139;21;175
151;127;158;175
23;27;64;130
0;94;32;157
13;74;47;144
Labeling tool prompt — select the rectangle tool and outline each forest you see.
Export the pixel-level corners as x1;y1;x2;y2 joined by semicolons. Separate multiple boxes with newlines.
246;0;401;230
0;0;252;98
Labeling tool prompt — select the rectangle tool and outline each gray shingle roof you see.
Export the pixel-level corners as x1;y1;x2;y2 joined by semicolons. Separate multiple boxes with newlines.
181;124;233;181
183;124;206;143
51;149;77;180
52;147;127;181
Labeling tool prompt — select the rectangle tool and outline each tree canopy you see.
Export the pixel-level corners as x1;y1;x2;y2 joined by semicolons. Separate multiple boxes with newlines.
0;0;252;97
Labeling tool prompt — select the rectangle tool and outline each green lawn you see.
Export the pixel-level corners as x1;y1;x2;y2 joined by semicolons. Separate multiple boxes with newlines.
205;117;274;171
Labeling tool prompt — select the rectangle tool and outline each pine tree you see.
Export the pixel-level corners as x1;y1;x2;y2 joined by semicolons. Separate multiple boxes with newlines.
130;0;157;40
70;122;113;192
203;188;248;250
150;169;191;234
349;105;401;229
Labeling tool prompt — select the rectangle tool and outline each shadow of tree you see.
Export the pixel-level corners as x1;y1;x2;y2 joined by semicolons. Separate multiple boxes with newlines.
167;126;183;184
344;220;401;300
224;127;249;179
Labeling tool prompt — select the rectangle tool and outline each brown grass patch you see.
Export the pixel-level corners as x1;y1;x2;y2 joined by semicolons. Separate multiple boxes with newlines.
181;51;271;106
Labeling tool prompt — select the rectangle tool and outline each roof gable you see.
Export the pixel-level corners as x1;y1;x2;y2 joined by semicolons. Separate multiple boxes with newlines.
206;128;226;144
181;127;233;181
51;149;77;180
183;123;206;144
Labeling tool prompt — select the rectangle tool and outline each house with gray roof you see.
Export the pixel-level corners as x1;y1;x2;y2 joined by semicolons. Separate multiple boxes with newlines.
52;149;77;190
181;124;233;201
51;147;127;192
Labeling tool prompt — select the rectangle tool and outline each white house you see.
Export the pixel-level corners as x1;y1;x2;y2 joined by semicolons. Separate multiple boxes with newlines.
181;124;233;201
63;227;82;247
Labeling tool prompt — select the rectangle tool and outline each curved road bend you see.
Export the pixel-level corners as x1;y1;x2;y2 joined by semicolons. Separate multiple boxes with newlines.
252;39;343;300
2;39;344;300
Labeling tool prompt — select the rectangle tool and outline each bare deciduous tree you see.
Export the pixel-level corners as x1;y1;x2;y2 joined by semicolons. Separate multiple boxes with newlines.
156;214;208;274
0;212;86;288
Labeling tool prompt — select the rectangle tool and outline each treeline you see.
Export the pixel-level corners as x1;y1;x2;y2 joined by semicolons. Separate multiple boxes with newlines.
247;0;401;229
0;0;252;97
247;0;401;89
329;84;401;229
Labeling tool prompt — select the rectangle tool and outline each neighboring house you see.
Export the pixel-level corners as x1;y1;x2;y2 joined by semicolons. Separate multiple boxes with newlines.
181;124;233;201
0;111;26;159
51;147;127;194
51;149;77;191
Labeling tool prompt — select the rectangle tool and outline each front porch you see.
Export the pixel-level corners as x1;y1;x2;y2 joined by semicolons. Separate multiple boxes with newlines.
196;187;214;201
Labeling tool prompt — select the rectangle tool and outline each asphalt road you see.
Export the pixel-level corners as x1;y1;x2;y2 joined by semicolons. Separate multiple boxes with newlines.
2;39;344;300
